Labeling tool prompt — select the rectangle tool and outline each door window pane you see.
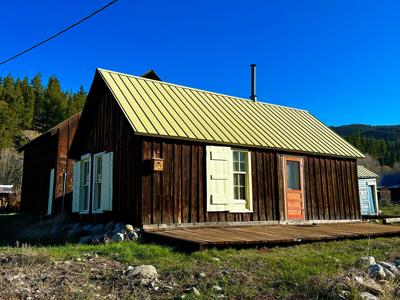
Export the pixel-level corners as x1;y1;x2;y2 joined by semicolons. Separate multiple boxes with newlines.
287;161;300;190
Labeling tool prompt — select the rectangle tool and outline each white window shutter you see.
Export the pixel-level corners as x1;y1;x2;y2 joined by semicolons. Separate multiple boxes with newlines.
72;161;81;213
206;146;233;212
100;152;113;211
47;168;55;215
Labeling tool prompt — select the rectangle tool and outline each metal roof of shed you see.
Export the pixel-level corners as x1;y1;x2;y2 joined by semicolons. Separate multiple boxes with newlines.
98;68;364;158
357;165;378;178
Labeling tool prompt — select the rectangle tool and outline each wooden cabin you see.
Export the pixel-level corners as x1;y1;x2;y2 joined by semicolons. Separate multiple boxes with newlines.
20;113;80;216
357;166;379;215
57;68;364;227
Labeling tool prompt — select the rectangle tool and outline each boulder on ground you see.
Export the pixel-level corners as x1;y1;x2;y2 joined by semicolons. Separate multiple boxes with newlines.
66;227;84;239
112;233;124;242
127;231;138;241
82;224;93;233
379;261;399;275
91;224;104;234
368;264;386;280
113;223;124;234
355;256;376;268
359;292;378;300
126;265;158;285
104;221;115;231
355;278;384;296
125;224;134;233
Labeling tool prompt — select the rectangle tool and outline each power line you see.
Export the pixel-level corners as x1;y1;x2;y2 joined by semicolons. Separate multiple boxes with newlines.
0;0;119;66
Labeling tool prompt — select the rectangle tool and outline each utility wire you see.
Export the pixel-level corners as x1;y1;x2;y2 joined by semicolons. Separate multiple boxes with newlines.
0;0;119;66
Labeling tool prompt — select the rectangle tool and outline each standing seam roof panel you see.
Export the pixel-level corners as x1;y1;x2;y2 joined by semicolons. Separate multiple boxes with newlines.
192;90;249;145
184;89;241;144
98;68;364;158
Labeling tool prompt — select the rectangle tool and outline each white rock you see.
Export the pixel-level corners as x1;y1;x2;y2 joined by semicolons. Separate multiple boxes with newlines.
211;257;220;261
127;231;138;241
359;292;378;300
125;224;134;233
127;265;158;285
383;268;396;280
213;285;223;292
379;261;399;275
354;276;364;284
356;256;376;267
112;233;124;242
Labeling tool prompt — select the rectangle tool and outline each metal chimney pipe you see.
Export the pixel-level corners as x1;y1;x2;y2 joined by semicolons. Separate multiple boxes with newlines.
250;64;257;101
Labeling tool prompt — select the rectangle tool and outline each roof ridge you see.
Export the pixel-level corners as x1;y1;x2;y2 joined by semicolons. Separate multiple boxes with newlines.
96;68;308;112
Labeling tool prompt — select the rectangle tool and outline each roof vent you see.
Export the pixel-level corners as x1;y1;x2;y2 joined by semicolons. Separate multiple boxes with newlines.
250;64;257;102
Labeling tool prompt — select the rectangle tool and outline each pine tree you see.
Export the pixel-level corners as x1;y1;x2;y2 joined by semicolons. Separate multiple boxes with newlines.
31;73;45;130
43;76;68;130
67;85;86;115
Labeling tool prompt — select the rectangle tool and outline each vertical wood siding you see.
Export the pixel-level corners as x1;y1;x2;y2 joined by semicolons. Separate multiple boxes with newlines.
21;114;80;216
71;77;142;224
141;139;361;225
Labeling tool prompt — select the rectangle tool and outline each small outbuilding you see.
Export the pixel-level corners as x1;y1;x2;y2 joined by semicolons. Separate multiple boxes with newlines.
357;165;379;215
0;185;17;211
379;172;400;203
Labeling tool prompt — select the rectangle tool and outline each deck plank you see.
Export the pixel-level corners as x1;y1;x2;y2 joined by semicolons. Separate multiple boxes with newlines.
144;223;400;249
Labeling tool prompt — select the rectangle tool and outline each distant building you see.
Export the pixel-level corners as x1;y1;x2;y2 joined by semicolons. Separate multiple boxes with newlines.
357;166;378;215
0;185;17;211
379;172;400;203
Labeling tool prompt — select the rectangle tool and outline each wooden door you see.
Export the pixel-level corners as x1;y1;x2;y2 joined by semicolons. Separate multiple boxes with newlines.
284;156;305;220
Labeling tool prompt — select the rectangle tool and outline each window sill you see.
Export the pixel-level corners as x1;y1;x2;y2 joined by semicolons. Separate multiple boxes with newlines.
78;211;90;215
229;210;253;213
92;210;103;214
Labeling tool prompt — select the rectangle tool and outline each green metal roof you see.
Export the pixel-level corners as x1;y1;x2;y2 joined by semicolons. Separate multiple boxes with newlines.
357;165;378;178
98;68;364;158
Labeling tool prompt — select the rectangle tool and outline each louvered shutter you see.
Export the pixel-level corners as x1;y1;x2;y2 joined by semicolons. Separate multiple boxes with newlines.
100;152;113;211
206;146;233;212
72;161;81;213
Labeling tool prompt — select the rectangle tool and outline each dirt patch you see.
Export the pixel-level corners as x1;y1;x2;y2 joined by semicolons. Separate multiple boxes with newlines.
0;252;174;299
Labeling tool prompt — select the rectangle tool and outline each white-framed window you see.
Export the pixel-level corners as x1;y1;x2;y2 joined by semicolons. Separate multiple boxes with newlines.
206;145;252;213
92;151;113;213
72;152;113;214
76;154;91;214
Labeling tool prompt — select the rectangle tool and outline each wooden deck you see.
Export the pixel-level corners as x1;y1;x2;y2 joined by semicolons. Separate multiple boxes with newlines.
144;223;400;250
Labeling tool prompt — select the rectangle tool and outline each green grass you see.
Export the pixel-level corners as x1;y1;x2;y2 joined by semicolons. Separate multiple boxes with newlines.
2;214;400;298
380;204;400;216
1;237;400;298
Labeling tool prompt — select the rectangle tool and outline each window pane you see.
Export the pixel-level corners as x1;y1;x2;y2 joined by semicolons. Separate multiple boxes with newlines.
240;162;246;172
233;161;240;172
234;187;239;200
233;151;239;162
96;157;102;183
287;161;300;190
239;174;245;186
234;174;239;185
239;152;245;162
239;186;246;200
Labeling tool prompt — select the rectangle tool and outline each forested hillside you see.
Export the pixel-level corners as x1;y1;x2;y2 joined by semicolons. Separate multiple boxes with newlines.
0;74;86;187
0;74;86;149
331;124;400;175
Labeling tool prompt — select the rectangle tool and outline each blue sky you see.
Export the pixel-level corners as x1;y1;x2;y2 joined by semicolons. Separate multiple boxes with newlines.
1;0;399;126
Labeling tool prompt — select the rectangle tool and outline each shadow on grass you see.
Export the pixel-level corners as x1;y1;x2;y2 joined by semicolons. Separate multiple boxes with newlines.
0;213;74;247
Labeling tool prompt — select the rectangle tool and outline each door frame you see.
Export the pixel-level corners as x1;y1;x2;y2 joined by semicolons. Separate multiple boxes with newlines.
282;155;305;221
